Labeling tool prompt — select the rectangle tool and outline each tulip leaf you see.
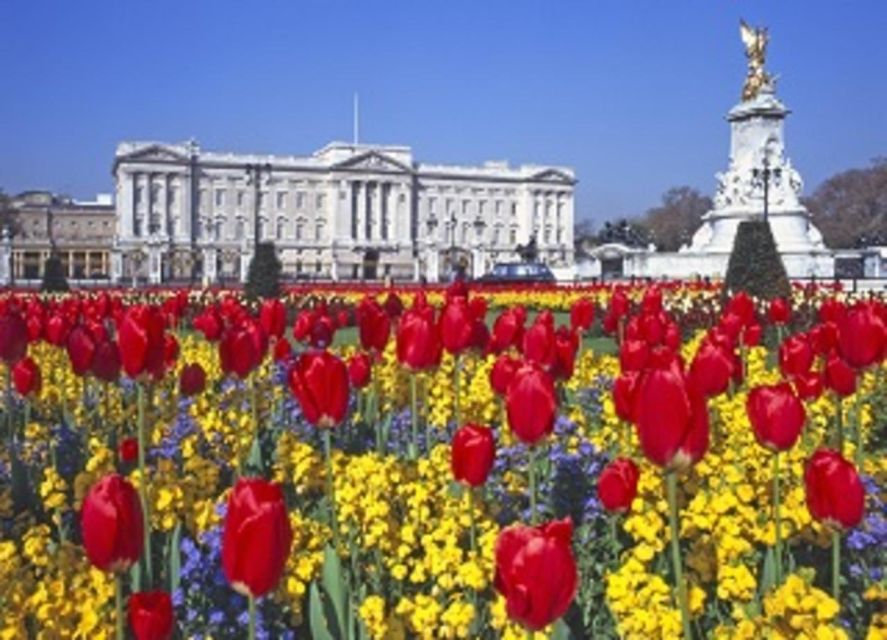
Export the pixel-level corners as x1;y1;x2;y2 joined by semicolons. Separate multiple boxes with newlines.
321;544;349;637
551;619;573;640
309;581;336;640
760;547;776;595
245;435;263;475
129;561;142;594
169;520;182;593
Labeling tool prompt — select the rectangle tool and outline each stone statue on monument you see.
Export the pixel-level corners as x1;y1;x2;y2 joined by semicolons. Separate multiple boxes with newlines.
740;19;774;102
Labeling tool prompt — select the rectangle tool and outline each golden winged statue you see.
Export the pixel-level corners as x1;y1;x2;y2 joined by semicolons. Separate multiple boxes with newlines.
739;19;773;101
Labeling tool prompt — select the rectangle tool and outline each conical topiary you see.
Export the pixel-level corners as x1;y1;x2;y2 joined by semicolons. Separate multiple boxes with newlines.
245;241;282;299
41;253;70;292
724;220;790;300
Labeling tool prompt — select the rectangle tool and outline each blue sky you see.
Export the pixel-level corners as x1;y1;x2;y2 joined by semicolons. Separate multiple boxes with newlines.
1;1;884;224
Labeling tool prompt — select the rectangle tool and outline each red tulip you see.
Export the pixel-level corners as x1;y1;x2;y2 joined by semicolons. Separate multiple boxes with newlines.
837;302;885;369
222;477;293;598
356;297;391;352
551;327;579;381
768;297;791;325
128;590;174;640
67;325;97;376
824;356;856;397
491;308;525;353
80;474;143;573
384;292;404;319
819;298;846;325
747;382;806;451
118;305;167;380
522;312;556;370
619;339;649;373
45;314;71;346
635;364;709;470
440;297;476;355
259;299;287;339
163;334;179;369
743;323;763;347
810;322;839;356
0;312;28;364
396;305;442;371
726;292;756;326
778;334;814;378
494;518;578;631
688;342;733;398
613;372;641;423
288;351;349;428
310;314;336;349
506;363;557;446
609;290;630;318
793;371;824;401
12;356;41;397
119;437;138;463
570;298;595;333
641;287;663;315
92;340;122;382
451;423;496;487
804;448;865;530
273;337;292;362
347;352;372;389
597;458;640;513
179;363;207;397
219;324;264;379
193;307;223;341
490;354;520;397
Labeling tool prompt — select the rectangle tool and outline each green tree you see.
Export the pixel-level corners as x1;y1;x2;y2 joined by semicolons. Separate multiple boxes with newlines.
245;242;282;299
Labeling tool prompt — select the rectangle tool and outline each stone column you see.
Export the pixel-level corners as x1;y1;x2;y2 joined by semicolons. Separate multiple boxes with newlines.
355;182;365;242
119;171;135;238
111;250;122;284
203;247;217;285
0;232;10;286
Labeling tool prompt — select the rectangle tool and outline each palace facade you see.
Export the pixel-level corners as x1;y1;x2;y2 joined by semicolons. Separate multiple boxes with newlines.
111;140;575;284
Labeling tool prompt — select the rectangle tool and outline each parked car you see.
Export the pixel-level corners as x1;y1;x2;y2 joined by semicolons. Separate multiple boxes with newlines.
476;262;556;284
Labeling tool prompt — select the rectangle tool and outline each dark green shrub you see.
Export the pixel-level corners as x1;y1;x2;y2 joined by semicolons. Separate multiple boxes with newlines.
724;220;790;300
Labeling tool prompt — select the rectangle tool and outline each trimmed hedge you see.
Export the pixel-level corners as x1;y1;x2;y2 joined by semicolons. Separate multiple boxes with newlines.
245;241;281;300
724;220;790;300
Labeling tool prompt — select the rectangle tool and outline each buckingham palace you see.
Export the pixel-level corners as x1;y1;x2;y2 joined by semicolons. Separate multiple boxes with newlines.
111;140;575;284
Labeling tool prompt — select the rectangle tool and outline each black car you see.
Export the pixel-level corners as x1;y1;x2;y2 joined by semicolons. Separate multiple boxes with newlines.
476;262;556;284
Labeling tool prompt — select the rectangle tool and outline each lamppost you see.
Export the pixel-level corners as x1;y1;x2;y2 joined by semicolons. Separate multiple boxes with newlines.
245;163;272;251
752;145;780;224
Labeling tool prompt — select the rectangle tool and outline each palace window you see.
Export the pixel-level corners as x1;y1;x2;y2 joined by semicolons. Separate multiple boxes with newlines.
511;202;517;217
315;222;324;241
429;197;436;215
462;200;469;215
259;192;268;210
215;190;225;207
199;189;208;209
237;191;245;208
296;221;304;240
492;226;501;244
479;201;486;216
235;219;244;239
510;226;517;244
296;192;305;209
277;192;287;209
495;200;502;216
316;194;325;209
276;219;285;240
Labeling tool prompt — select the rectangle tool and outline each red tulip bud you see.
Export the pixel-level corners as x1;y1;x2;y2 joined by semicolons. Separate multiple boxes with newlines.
451;423;496;487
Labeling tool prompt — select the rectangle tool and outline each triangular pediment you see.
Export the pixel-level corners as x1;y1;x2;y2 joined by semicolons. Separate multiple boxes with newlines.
333;151;413;174
529;169;575;184
118;144;190;165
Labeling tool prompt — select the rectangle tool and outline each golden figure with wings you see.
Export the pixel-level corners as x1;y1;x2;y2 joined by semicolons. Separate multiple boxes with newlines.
740;20;773;101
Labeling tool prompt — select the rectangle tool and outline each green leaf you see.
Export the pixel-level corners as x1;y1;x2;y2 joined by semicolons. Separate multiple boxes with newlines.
309;581;336;640
129;560;142;594
10;447;32;512
551;619;573;640
760;547;776;595
322;544;349;636
169;520;182;593
245;435;263;474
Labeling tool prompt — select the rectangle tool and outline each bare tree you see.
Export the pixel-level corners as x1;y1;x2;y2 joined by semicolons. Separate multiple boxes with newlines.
803;158;887;248
639;186;712;251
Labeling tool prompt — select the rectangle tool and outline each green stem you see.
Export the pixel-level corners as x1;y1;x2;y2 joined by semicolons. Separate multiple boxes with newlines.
832;529;841;602
323;429;341;550
666;472;692;640
115;573;124;640
5;366;13;445
453;354;461;428
468;486;477;553
248;593;256;640
409;373;419;460
528;445;537;524
853;392;864;466
136;383;153;588
772;452;782;586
